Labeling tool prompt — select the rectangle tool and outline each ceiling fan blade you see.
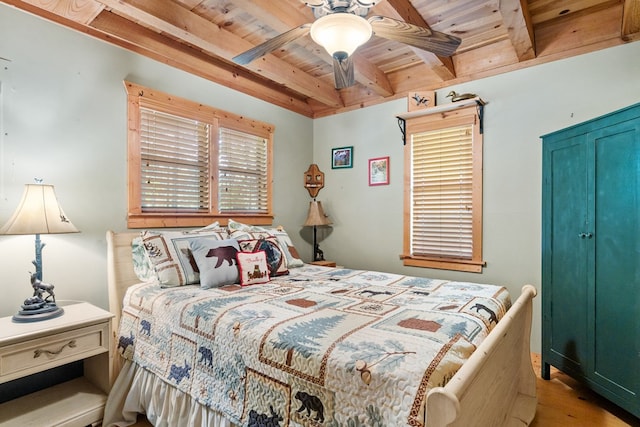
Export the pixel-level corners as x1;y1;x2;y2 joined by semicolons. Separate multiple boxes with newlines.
368;15;461;57
232;24;312;65
333;55;355;89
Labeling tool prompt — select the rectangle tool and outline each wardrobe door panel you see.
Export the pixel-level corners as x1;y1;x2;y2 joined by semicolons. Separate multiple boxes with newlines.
592;121;640;408
542;136;589;378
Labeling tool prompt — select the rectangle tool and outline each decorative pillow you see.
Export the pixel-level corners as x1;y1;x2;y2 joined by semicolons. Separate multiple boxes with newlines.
131;237;158;282
236;251;270;286
141;229;228;287
261;226;304;268
237;237;289;276
189;238;240;289
228;220;303;268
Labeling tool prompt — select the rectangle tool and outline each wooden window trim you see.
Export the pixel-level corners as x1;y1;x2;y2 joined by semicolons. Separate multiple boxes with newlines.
402;105;485;272
124;81;274;228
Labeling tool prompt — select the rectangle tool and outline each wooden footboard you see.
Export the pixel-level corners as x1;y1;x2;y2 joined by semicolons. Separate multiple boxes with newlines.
105;230;537;426
426;285;537;427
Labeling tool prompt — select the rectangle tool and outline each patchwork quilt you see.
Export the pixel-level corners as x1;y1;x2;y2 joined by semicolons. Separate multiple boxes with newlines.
117;265;511;427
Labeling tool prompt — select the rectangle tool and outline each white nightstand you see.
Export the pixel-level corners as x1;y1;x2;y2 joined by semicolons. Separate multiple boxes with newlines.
0;302;113;426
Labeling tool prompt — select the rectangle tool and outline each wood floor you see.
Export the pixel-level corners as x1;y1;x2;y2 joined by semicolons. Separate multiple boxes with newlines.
129;353;639;427
530;354;638;426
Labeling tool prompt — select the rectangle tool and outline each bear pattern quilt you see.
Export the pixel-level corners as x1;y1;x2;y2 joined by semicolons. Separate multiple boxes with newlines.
117;265;511;426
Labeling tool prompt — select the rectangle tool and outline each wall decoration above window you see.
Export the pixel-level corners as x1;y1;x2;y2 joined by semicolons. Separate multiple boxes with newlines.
368;156;389;186
397;96;487;145
331;146;353;169
407;91;435;111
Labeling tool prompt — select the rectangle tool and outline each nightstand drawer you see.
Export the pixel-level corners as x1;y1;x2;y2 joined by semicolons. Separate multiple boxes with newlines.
0;322;109;383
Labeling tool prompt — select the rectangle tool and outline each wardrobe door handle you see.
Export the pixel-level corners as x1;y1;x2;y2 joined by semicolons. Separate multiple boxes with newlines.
578;232;593;239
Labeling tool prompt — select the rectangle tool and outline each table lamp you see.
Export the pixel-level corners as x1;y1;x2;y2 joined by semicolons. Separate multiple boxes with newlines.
303;200;332;262
0;182;79;322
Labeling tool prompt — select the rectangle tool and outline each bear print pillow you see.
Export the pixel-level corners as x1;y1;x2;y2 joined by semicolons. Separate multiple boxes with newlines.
189;238;240;289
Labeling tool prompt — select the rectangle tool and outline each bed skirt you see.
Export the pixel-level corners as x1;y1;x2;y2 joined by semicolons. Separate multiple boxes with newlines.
103;360;238;427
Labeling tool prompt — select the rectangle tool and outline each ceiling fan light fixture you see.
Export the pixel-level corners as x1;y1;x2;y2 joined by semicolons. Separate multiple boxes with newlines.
310;13;372;58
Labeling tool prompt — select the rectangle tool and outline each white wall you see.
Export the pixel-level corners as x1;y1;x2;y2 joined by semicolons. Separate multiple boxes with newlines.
0;4;313;317
313;41;640;352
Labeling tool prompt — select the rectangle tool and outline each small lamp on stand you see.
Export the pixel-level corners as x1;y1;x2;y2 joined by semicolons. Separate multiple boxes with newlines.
0;182;79;322
302;164;332;262
303;200;332;262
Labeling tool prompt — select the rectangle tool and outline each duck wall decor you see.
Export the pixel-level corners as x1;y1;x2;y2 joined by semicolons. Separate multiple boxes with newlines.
447;91;477;102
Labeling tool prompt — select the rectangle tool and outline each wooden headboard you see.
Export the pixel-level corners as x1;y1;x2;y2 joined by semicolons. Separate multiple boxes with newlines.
106;230;140;332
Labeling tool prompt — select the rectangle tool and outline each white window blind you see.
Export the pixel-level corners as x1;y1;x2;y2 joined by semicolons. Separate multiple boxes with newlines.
411;124;473;259
218;127;268;213
126;81;274;228
140;107;210;212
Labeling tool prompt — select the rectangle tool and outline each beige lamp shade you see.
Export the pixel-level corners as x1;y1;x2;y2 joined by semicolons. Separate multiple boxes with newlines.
0;184;79;235
304;200;332;227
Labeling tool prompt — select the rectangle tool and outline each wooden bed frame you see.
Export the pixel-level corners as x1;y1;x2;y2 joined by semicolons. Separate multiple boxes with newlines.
106;230;538;427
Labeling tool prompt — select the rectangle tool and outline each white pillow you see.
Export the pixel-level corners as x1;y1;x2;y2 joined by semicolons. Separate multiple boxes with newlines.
141;229;228;287
189;238;240;289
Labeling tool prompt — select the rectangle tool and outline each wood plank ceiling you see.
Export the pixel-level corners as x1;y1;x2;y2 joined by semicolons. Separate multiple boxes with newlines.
2;0;639;118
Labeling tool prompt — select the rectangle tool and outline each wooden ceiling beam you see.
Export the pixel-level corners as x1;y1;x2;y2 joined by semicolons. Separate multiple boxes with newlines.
500;0;536;60
374;0;457;81
622;0;640;41
232;0;312;30
2;0;317;116
1;0;103;29
89;11;315;117
2;0;636;118
6;0;104;24
352;55;394;97
96;0;343;108
535;2;623;57
232;0;394;97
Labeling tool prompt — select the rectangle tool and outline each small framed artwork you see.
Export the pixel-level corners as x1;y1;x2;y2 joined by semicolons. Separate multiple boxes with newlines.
368;156;389;186
331;146;353;169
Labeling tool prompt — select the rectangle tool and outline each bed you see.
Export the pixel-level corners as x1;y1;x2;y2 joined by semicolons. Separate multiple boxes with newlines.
103;229;537;427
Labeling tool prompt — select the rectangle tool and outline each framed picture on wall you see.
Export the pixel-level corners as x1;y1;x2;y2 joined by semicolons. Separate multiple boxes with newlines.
368;156;389;186
331;146;353;169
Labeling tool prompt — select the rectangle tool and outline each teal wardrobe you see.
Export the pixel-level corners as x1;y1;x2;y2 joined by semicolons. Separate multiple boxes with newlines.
541;103;640;417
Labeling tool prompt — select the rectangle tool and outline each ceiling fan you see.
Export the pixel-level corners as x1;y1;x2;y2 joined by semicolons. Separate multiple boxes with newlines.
232;0;462;89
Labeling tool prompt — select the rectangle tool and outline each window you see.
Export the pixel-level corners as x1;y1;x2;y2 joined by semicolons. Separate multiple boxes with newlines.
218;128;269;213
125;81;274;228
402;104;484;272
139;108;210;212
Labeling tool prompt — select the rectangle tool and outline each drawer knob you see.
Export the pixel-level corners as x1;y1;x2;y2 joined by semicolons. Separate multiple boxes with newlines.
33;340;77;358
